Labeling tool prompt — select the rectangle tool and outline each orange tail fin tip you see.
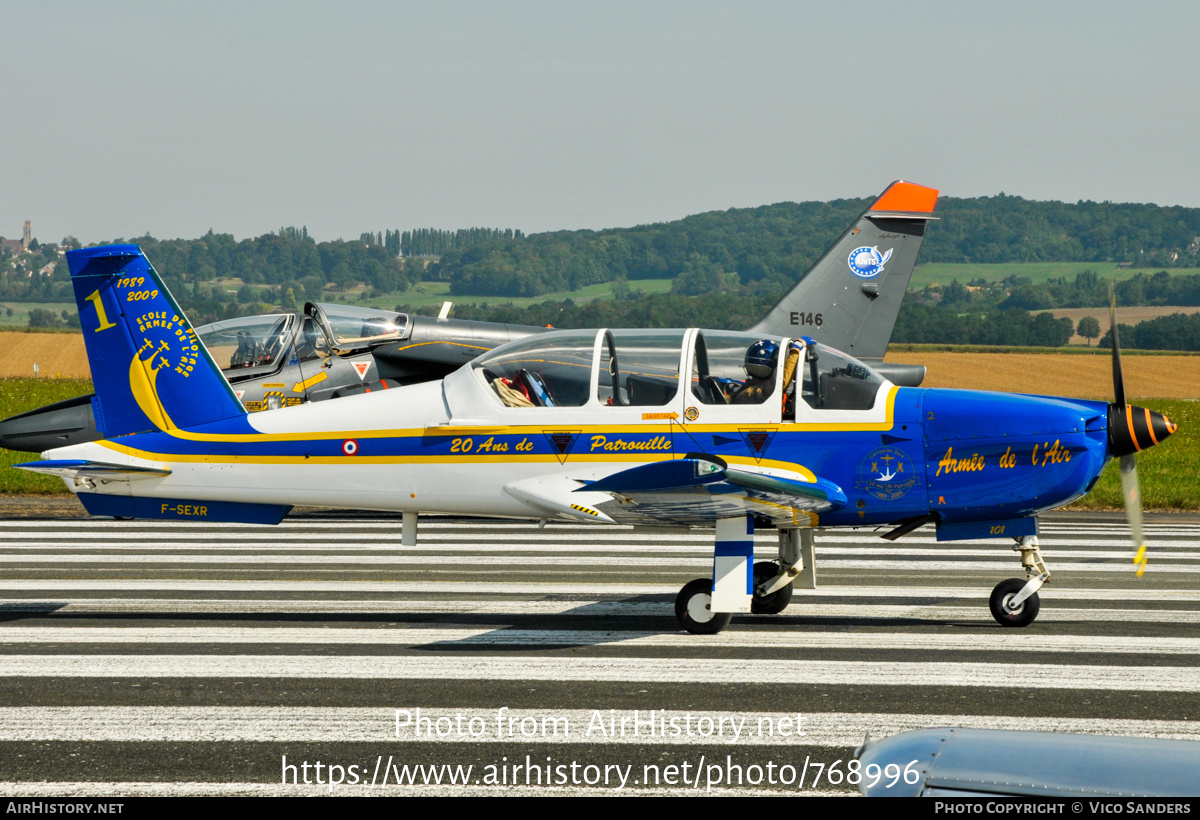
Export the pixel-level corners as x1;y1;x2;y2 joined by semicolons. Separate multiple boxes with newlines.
870;181;939;214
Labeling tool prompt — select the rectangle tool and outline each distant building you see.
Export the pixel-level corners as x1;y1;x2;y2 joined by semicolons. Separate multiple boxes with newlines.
22;220;31;250
0;238;22;255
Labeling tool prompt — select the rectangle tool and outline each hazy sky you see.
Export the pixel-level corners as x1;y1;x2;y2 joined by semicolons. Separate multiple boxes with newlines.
3;1;1198;244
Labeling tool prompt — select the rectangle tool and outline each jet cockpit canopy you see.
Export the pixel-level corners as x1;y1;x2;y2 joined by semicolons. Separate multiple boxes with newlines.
306;302;409;351
196;313;296;374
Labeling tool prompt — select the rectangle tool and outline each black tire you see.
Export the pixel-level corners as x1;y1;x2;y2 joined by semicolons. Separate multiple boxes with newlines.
675;578;733;635
989;578;1040;627
751;560;793;615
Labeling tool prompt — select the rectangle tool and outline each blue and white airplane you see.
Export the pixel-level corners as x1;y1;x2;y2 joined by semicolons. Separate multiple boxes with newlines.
15;236;1176;634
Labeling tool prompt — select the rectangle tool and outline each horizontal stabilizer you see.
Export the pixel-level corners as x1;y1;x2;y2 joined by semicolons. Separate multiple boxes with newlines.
14;460;171;480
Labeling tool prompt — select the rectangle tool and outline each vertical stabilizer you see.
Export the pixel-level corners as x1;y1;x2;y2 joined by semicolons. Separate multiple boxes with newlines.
749;180;938;361
67;245;246;438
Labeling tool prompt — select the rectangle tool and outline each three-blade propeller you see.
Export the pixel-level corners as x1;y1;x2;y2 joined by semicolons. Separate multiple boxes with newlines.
1107;289;1177;576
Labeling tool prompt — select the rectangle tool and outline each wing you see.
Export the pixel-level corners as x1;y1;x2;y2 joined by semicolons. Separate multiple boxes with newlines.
579;454;846;527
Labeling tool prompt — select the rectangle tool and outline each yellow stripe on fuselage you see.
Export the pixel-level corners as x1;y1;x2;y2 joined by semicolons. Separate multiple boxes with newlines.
95;439;819;480
142;387;900;443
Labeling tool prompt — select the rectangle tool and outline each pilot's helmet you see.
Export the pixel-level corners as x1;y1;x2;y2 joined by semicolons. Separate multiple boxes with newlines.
744;339;779;379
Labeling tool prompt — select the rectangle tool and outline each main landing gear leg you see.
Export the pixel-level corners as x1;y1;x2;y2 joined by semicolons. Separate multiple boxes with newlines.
752;528;815;615
676;515;754;635
989;534;1050;628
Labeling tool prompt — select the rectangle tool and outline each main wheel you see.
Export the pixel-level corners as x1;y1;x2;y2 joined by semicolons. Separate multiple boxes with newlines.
989;577;1040;627
675;578;732;635
751;560;793;615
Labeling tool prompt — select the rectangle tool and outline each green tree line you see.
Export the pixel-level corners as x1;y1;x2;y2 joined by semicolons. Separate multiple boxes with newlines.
431;194;1200;298
1100;314;1200;352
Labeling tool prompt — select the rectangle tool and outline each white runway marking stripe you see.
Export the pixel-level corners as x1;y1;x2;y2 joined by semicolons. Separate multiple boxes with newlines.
2;554;1197;571
2;598;1199;622
2;580;1197;600
7;518;1198;530
0;707;1196;745
5;532;1200;550
4;595;1195;624
5;541;1200;558
3;626;1199;654
0;655;1196;690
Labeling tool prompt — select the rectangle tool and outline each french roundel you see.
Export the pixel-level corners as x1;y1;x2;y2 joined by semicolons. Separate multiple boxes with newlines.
342;439;359;456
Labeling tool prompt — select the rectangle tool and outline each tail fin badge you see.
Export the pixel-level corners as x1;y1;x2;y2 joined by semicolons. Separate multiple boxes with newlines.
848;246;893;278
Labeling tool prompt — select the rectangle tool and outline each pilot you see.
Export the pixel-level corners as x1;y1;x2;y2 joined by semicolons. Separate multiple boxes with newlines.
729;339;803;406
730;340;778;404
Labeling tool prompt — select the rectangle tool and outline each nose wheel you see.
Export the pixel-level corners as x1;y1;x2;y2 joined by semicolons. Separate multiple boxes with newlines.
989;535;1049;627
989;577;1041;627
675;578;732;635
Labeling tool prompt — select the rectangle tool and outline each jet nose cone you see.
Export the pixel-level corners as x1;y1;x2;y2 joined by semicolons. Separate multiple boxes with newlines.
1108;404;1177;458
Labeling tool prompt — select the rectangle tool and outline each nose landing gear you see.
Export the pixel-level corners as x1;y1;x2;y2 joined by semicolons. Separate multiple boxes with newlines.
989;535;1049;627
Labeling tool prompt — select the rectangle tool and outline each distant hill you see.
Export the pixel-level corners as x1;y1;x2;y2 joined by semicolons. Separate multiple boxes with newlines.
5;193;1200;331
430;194;1200;298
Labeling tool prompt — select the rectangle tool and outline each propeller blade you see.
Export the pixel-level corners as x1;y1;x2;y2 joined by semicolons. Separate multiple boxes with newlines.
1111;287;1147;576
1110;286;1127;409
1119;454;1147;577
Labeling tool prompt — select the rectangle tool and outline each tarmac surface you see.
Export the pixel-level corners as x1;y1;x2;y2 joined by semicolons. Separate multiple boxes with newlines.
0;499;1197;796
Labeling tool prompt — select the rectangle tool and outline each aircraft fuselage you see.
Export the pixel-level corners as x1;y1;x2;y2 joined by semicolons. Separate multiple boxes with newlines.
48;373;1110;538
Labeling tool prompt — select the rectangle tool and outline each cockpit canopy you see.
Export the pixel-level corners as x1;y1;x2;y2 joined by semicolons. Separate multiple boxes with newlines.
306;302;409;350
196;314;297;373
469;329;887;413
195;303;415;376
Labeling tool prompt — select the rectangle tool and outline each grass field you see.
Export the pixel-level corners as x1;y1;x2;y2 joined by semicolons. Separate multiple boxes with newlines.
1073;398;1197;510
358;278;676;310
909;262;1200;289
0;301;78;332
0;377;94;494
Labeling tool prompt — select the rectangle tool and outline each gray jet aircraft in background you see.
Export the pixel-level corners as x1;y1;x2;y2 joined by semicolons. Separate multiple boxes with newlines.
0;180;937;453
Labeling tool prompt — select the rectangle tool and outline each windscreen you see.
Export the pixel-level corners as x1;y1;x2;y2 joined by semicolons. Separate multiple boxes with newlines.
473;331;597;408
801;343;885;411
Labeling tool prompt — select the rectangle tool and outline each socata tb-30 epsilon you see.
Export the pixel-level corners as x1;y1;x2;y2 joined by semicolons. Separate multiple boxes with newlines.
15;187;1176;634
